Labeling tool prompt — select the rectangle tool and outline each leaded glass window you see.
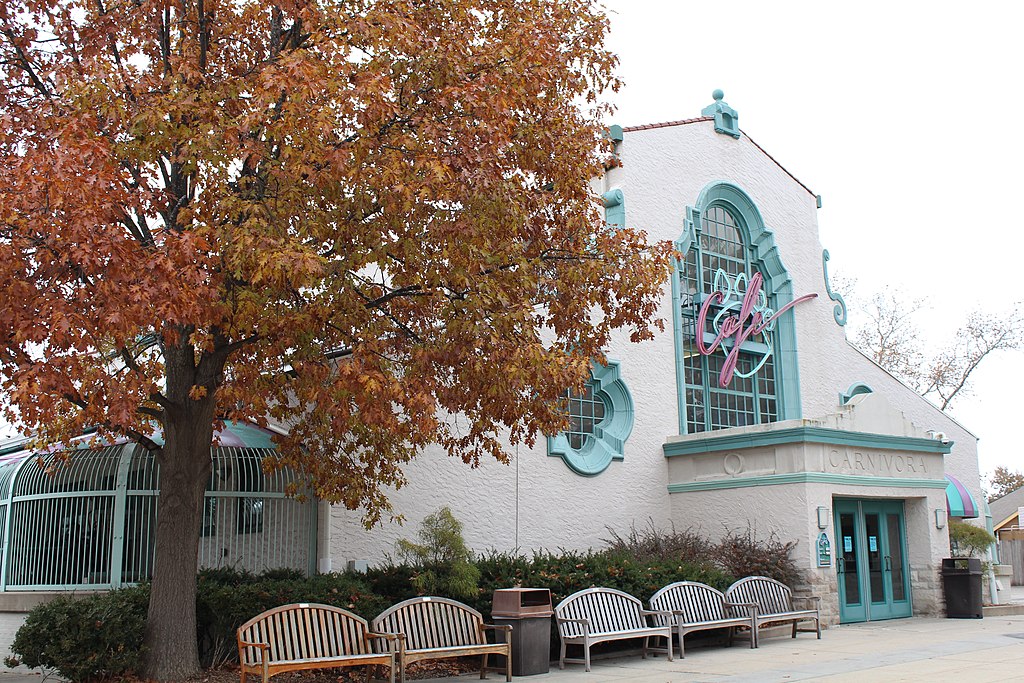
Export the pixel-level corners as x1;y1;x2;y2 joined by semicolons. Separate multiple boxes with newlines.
680;205;779;433
562;382;607;450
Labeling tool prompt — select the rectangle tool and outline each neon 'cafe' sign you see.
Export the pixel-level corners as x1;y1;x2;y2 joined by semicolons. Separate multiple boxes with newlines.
696;270;817;387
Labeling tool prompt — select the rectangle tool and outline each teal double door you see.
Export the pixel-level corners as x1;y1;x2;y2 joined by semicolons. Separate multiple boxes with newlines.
834;499;912;623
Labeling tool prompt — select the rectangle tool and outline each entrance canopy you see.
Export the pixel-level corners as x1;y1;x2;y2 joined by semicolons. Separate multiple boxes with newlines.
945;474;979;519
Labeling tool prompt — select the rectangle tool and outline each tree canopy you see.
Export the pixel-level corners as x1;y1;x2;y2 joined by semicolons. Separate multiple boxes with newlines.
0;0;671;678
850;288;1023;411
988;466;1024;502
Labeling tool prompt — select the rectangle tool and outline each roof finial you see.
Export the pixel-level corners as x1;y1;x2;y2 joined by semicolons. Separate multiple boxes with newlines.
701;89;740;139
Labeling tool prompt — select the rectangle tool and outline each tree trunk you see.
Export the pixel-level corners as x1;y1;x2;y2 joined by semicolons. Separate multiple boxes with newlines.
142;389;216;679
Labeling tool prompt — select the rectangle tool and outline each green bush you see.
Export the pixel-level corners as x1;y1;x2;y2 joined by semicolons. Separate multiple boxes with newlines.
472;548;732;616
7;586;148;682
948;520;996;558
196;569;385;666
396;507;481;601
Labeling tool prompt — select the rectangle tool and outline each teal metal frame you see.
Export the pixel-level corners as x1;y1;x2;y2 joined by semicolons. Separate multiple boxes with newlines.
834;498;912;623
671;181;806;434
547;360;634;476
0;441;317;591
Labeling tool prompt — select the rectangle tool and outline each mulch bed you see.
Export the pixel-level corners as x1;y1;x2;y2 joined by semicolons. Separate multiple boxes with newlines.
182;658;479;682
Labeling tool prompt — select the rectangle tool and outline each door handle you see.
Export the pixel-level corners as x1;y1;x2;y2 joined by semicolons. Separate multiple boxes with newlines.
884;555;892;572
837;557;845;574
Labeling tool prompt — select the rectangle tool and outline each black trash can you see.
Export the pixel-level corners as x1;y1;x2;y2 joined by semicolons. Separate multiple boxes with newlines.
492;588;553;676
941;557;983;618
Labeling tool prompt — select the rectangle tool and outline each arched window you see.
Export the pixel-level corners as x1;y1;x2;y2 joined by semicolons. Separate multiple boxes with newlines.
671;182;805;434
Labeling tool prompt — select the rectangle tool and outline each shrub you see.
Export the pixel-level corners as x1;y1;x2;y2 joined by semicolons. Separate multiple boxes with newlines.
603;521;715;564
603;521;802;587
195;570;383;666
714;527;801;587
7;586;148;682
948;520;996;558
396;507;481;600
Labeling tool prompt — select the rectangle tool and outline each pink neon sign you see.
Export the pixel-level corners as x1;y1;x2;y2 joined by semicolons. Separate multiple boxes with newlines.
696;271;817;387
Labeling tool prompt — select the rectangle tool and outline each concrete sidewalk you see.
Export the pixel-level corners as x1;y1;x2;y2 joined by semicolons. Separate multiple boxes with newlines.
416;615;1024;683
1;615;1023;682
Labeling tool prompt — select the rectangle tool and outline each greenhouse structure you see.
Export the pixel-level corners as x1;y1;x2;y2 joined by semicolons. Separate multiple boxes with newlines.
0;422;316;592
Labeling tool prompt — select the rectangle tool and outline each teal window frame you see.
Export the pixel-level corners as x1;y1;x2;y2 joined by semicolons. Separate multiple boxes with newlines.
547;360;634;476
670;181;805;434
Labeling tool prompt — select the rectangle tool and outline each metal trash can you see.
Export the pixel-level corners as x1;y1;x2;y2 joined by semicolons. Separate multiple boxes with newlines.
942;557;983;618
492;588;553;676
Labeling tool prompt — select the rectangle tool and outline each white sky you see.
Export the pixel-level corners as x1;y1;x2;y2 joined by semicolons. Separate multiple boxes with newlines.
598;0;1024;481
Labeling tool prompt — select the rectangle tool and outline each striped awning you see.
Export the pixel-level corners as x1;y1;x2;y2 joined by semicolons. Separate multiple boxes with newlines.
945;474;980;519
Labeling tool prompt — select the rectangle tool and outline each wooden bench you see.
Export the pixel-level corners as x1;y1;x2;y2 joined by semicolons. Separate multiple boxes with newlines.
555;587;673;672
724;576;821;646
372;596;511;683
648;581;757;657
237;603;397;683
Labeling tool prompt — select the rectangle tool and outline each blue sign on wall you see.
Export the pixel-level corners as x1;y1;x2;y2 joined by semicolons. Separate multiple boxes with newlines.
817;532;832;567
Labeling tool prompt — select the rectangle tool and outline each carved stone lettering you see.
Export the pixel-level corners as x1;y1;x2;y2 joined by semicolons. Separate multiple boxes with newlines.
827;448;928;476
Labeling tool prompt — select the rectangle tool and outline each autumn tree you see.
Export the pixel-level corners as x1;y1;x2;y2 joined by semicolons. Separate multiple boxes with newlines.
0;1;672;679
851;289;1023;410
988;466;1024;502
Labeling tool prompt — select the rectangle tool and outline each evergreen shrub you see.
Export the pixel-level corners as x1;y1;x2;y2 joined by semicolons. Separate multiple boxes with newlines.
6;586;148;682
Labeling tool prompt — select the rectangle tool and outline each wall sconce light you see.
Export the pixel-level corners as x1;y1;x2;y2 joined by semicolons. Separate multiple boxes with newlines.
935;508;947;529
817;506;830;530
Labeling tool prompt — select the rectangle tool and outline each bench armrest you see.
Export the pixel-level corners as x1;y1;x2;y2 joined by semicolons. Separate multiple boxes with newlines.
724;601;759;616
239;640;269;650
640;608;673;624
556;616;591;634
238;640;269;664
640;609;672;618
480;622;512;643
792;595;821;607
367;631;406;654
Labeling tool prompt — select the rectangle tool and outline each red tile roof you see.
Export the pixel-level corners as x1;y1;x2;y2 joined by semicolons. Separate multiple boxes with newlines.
621;117;712;131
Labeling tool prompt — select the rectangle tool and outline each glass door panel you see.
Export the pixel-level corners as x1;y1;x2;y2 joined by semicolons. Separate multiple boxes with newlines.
887;513;907;603
834;499;912;623
834;499;866;623
839;512;860;606
864;512;885;604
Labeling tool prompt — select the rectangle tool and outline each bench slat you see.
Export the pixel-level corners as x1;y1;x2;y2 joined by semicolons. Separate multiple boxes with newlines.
555;587;673;672
372;597;510;682
237;603;394;683
724;577;821;646
649;581;755;657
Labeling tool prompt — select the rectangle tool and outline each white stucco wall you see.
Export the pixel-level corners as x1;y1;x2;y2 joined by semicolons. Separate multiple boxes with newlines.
325;117;982;576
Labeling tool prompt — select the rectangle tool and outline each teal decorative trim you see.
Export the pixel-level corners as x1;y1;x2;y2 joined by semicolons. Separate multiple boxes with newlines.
662;425;953;457
822;249;847;326
548;360;634;476
671;181;805;433
667;472;949;494
607;124;623;142
700;89;740;139
840;382;873;405
602;189;625;229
